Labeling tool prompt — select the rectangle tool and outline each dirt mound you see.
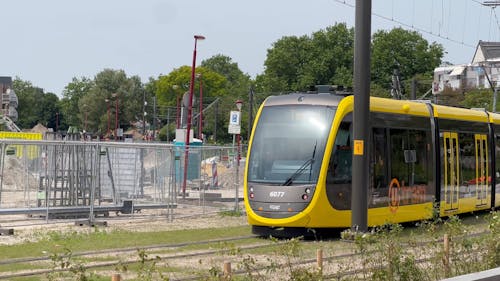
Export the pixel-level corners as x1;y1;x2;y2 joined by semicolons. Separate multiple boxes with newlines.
30;123;47;134
2;156;37;190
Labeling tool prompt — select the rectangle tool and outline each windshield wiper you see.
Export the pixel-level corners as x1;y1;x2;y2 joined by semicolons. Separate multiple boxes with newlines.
283;142;317;186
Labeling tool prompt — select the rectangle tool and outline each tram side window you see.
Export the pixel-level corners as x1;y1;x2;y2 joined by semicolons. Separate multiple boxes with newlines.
328;122;352;184
458;133;475;187
372;128;388;190
390;129;428;186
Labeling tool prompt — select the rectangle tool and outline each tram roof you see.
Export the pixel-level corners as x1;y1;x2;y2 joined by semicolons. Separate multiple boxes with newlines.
264;93;492;123
432;104;489;122
264;93;345;107
488;111;500;124
369;97;430;117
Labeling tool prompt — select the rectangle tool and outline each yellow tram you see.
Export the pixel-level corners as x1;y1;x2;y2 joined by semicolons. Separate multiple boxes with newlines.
243;87;500;236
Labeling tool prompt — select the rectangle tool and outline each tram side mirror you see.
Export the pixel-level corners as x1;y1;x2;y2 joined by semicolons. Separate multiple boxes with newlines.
404;150;416;163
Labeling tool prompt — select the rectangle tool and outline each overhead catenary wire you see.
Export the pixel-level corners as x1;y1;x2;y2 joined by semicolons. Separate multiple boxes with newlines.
332;0;476;48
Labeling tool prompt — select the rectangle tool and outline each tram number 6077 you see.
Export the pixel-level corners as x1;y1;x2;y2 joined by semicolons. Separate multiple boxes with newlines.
269;191;285;198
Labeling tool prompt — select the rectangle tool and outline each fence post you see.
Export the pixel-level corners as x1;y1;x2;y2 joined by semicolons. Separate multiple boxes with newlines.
317;248;323;271
223;261;232;280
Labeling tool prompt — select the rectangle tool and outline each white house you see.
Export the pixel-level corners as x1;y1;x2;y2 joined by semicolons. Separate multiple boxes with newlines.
433;41;500;94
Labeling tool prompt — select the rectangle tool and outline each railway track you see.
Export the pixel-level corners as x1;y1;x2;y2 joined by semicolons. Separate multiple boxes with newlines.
0;235;264;280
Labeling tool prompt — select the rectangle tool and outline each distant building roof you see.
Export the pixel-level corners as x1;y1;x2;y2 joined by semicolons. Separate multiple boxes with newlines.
0;77;12;87
472;41;500;64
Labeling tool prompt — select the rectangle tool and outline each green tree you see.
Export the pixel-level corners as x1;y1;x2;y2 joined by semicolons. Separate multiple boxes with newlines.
202;55;253;143
460;88;492;110
371;27;444;88
60;77;94;130
78;69;145;136
13;78;61;130
260;23;354;92
260;34;311;92
153;65;228;142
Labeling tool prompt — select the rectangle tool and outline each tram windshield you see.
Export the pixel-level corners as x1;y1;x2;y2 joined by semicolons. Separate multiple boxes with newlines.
247;105;335;184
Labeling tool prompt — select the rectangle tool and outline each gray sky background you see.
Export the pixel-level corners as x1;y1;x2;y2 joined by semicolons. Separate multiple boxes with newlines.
1;0;496;95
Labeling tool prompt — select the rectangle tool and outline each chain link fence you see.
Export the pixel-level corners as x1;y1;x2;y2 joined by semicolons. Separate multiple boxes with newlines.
0;139;245;224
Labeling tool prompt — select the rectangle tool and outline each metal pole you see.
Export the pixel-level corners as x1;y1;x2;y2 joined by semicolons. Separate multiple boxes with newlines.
493;87;498;112
182;35;205;199
236;133;240;212
351;0;371;232
143;91;146;137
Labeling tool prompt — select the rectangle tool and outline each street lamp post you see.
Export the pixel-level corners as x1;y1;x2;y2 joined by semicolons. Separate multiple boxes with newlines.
235;100;242;166
235;99;243;211
182;35;205;198
197;73;203;141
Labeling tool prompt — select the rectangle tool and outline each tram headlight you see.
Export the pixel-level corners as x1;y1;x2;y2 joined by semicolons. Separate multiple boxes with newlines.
305;188;311;194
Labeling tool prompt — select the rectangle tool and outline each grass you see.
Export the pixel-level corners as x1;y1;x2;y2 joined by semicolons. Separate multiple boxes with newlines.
0;225;252;262
1;211;497;280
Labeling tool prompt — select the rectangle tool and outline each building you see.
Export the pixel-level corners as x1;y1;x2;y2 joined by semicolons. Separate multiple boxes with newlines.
433;41;500;94
0;76;20;131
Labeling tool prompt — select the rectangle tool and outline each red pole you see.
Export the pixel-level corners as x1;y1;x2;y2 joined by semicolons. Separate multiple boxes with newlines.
237;133;240;166
182;35;205;199
198;74;203;140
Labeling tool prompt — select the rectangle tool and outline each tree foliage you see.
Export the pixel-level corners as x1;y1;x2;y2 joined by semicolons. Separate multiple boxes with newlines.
259;23;354;93
60;77;94;130
371;27;444;88
258;24;443;98
77;69;145;136
13;78;60;130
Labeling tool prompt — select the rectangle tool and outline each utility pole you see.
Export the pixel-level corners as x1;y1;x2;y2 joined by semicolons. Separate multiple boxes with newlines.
351;0;371;233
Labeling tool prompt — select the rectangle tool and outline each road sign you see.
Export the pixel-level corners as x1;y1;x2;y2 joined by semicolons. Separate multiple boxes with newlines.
228;111;241;134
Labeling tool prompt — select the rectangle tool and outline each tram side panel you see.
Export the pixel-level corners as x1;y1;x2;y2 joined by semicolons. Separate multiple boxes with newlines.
325;111;436;227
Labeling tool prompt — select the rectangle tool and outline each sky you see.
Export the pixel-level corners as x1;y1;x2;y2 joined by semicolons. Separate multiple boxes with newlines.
1;0;497;96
